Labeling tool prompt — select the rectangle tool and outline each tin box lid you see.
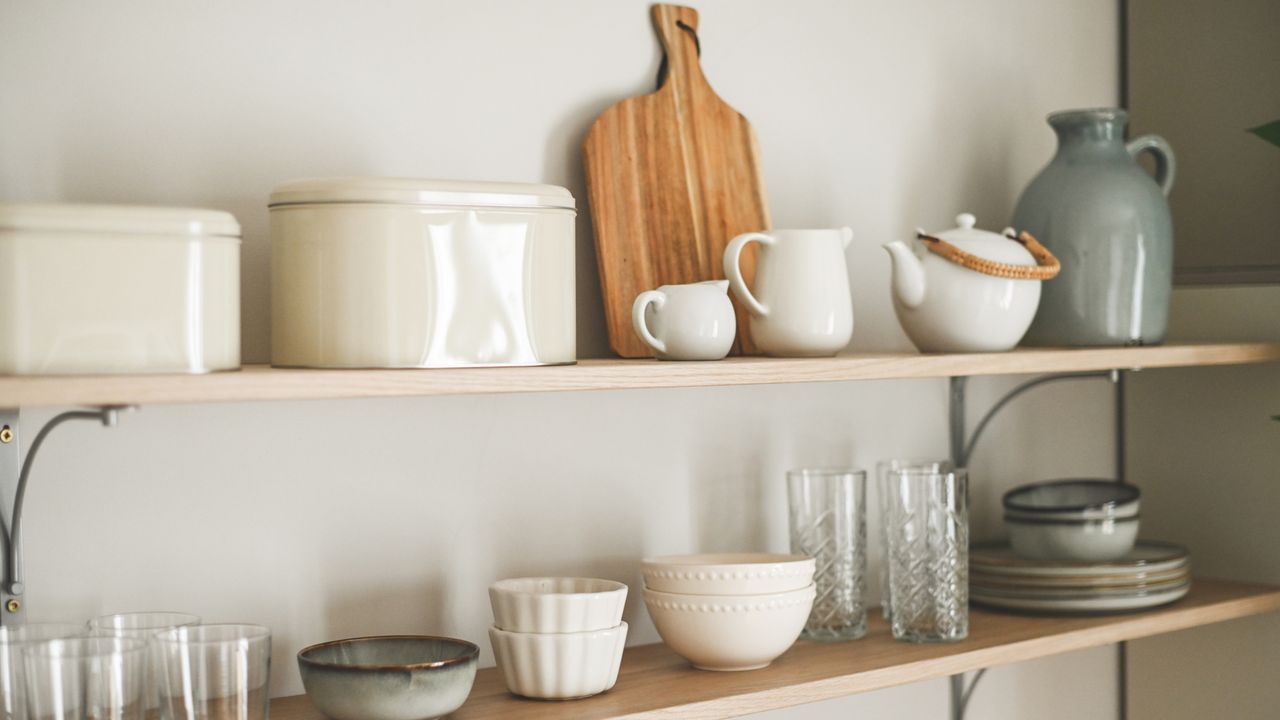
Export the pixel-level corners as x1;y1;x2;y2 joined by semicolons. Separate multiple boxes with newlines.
0;203;241;238
268;177;576;210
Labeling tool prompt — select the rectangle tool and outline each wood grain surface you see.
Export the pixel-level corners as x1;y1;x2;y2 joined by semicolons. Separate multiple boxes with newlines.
269;578;1280;720
583;4;771;357
2;343;1278;408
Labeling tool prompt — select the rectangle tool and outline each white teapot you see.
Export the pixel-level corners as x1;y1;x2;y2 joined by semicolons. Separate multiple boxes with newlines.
882;213;1060;353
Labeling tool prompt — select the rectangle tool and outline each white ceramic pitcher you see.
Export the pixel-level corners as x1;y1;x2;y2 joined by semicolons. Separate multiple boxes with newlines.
723;228;854;357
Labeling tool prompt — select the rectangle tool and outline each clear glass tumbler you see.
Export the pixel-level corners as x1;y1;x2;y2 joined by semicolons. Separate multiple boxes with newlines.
23;636;148;720
875;460;953;620
0;623;85;720
885;467;969;643
786;468;868;641
89;611;201;717
89;612;202;636
155;624;271;720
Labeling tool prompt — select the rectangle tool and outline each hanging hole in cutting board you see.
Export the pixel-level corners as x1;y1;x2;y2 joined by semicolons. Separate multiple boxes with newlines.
655;20;701;90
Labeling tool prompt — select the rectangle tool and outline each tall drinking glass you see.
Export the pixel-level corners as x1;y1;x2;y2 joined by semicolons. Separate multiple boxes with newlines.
886;467;969;643
875;459;953;620
23;636;148;720
89;612;201;717
155;624;271;720
0;624;85;720
786;468;867;641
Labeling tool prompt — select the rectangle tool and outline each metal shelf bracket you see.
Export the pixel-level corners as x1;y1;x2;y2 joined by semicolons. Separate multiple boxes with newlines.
945;369;1124;719
0;406;134;626
950;669;988;720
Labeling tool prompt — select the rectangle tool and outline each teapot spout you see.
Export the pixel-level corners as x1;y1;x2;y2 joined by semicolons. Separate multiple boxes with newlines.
882;240;926;309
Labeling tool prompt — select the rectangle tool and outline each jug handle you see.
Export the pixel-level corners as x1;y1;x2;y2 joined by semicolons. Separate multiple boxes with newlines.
632;290;669;356
1126;134;1176;196
723;232;772;317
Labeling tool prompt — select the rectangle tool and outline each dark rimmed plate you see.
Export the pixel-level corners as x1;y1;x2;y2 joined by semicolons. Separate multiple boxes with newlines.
971;541;1188;577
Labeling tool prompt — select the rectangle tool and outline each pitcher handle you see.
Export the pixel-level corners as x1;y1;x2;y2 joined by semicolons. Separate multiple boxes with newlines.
631;290;668;355
1126;134;1176;197
723;232;772;317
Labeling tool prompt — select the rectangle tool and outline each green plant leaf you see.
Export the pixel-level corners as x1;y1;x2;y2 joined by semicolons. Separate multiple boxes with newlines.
1249;120;1280;149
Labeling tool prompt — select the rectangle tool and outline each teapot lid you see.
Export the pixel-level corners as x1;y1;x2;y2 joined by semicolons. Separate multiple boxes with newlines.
924;213;1036;266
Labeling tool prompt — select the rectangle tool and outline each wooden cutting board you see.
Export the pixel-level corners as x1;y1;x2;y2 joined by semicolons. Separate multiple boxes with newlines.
583;3;771;357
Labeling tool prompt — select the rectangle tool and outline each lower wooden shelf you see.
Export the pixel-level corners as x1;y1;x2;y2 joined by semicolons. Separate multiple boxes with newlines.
269;578;1280;720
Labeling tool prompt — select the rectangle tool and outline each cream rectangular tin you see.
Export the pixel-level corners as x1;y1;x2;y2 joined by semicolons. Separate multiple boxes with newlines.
0;204;241;375
269;177;576;368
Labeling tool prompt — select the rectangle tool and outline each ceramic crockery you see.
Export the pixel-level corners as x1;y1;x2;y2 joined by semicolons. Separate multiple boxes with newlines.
489;622;627;699
970;542;1188;577
641;553;815;595
488;577;627;634
883;213;1057;353
1006;514;1139;562
1015;108;1175;347
971;565;1189;589
1003;479;1140;521
723;228;854;357
631;281;736;360
971;582;1189;614
971;574;1188;599
643;584;815;671
297;636;479;720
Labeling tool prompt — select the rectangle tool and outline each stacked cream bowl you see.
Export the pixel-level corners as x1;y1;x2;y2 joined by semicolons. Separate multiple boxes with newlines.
488;578;628;700
641;553;816;671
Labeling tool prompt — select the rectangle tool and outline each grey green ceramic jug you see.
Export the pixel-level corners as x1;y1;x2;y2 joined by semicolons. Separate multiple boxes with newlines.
1014;108;1175;346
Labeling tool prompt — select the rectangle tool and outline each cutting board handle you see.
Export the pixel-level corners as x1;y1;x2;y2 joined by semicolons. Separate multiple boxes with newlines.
652;4;707;92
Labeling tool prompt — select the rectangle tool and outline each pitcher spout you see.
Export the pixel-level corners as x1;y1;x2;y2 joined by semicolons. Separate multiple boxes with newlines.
882;240;926;309
840;226;854;250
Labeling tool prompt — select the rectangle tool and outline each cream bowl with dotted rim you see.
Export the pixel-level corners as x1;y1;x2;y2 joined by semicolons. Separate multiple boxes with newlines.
643;584;815;671
641;553;815;595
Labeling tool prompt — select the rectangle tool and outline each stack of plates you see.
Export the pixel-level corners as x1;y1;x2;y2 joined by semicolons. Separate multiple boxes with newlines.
971;541;1191;614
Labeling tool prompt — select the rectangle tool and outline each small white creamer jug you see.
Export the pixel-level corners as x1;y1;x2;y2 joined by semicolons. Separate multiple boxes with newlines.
632;280;737;361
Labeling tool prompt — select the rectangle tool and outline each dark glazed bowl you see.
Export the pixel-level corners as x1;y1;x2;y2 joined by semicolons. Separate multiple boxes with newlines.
1003;479;1140;518
297;635;479;720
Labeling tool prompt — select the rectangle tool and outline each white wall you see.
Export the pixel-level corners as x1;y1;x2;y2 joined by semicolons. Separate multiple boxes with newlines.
0;1;1122;716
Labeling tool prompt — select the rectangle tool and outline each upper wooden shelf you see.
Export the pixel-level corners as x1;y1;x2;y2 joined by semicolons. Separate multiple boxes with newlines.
269;578;1280;720
2;342;1278;408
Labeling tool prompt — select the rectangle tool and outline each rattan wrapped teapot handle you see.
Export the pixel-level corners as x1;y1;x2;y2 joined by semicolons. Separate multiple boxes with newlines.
916;230;1061;281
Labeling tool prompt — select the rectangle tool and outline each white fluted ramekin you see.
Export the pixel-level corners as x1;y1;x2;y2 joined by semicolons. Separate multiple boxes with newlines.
641;553;815;595
489;577;627;634
488;622;627;700
643;584;815;671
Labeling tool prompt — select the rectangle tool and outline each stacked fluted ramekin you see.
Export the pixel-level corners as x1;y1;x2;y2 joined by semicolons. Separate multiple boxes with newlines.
488;577;628;699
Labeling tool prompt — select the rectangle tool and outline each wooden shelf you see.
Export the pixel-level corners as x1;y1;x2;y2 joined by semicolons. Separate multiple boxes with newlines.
2;343;1279;408
271;578;1280;720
